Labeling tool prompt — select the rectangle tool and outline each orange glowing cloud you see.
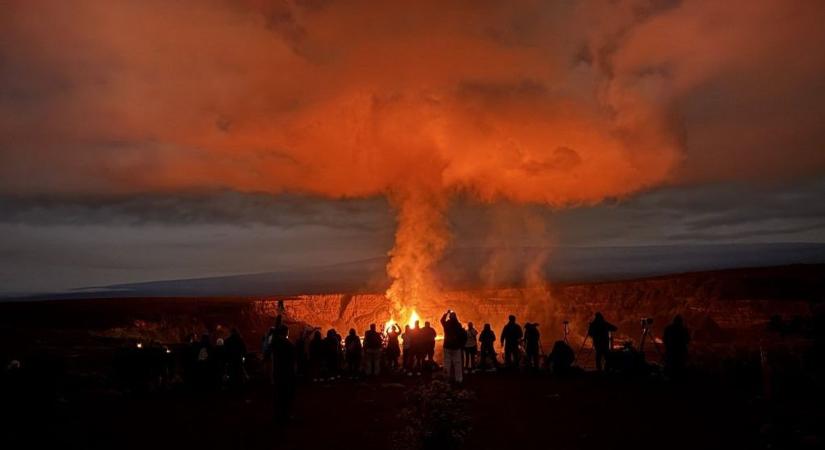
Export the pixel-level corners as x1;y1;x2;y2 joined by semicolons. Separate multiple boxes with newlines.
2;0;824;313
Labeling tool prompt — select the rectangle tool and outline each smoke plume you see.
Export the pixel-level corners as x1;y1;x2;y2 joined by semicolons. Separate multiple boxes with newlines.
2;0;825;315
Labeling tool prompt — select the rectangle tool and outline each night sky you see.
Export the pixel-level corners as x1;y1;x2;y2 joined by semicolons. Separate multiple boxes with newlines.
1;1;824;296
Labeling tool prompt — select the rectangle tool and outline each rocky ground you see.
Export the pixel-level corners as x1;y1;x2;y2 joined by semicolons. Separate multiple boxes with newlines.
3;369;822;450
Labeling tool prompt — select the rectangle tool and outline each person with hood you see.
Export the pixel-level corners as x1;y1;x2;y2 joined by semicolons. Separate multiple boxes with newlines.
363;323;383;376
587;312;617;371
441;310;467;383
479;323;497;370
500;315;523;369
463;322;478;372
663;315;691;377
344;328;362;378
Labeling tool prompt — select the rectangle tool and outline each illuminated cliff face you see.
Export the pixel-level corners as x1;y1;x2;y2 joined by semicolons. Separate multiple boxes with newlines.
255;268;816;349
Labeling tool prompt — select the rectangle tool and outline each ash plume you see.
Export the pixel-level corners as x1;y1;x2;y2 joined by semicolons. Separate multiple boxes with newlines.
2;0;825;314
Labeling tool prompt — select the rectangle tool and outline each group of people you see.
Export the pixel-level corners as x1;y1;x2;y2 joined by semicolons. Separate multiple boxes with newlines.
256;311;690;420
181;328;248;390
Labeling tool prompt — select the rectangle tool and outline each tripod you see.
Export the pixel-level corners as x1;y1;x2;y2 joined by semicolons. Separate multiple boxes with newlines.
639;318;663;361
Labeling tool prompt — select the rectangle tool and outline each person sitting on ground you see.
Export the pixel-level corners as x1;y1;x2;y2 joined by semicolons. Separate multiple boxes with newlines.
479;323;497;371
501;315;523;369
385;323;402;372
441;310;467;384
523;322;541;371
663;315;690;377
363;324;383;376
344;328;362;379
421;321;438;369
587;312;617;372
548;340;576;375
463;322;478;372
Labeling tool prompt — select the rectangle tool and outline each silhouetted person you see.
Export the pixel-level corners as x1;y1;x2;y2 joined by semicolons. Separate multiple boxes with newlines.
548;340;575;375
295;327;309;377
663;315;690;377
385;324;401;372
344;328;362;378
587;312;617;371
262;327;276;353
422;321;437;368
501;315;523;369
411;320;424;374
524;322;541;371
479;323;497;370
323;329;341;380
195;333;213;390
441;310;466;383
363;324;383;376
402;325;414;374
224;328;247;387
309;330;324;381
267;326;296;422
183;333;200;386
463;322;478;372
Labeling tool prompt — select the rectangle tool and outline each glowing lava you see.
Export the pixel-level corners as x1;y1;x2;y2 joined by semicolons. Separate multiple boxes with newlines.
384;310;421;334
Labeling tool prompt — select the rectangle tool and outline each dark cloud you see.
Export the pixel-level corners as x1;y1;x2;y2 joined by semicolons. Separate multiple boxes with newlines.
0;191;392;230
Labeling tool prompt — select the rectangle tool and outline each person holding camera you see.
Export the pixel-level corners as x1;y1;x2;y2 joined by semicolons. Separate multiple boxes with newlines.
440;309;467;384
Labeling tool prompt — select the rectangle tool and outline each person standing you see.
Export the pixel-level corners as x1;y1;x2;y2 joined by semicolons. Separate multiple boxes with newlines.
523;323;541;371
323;329;341;380
463;322;478;372
500;315;523;370
440;310;466;384
587;312;617;372
267;326;296;422
401;325;414;374
344;328;362;379
411;320;424;375
479;324;497;370
224;328;247;387
308;330;324;381
385;324;401;372
663;315;690;377
421;321;437;369
363;324;383;376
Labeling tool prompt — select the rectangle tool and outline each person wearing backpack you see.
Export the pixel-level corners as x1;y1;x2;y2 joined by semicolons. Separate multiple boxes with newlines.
440;310;466;384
